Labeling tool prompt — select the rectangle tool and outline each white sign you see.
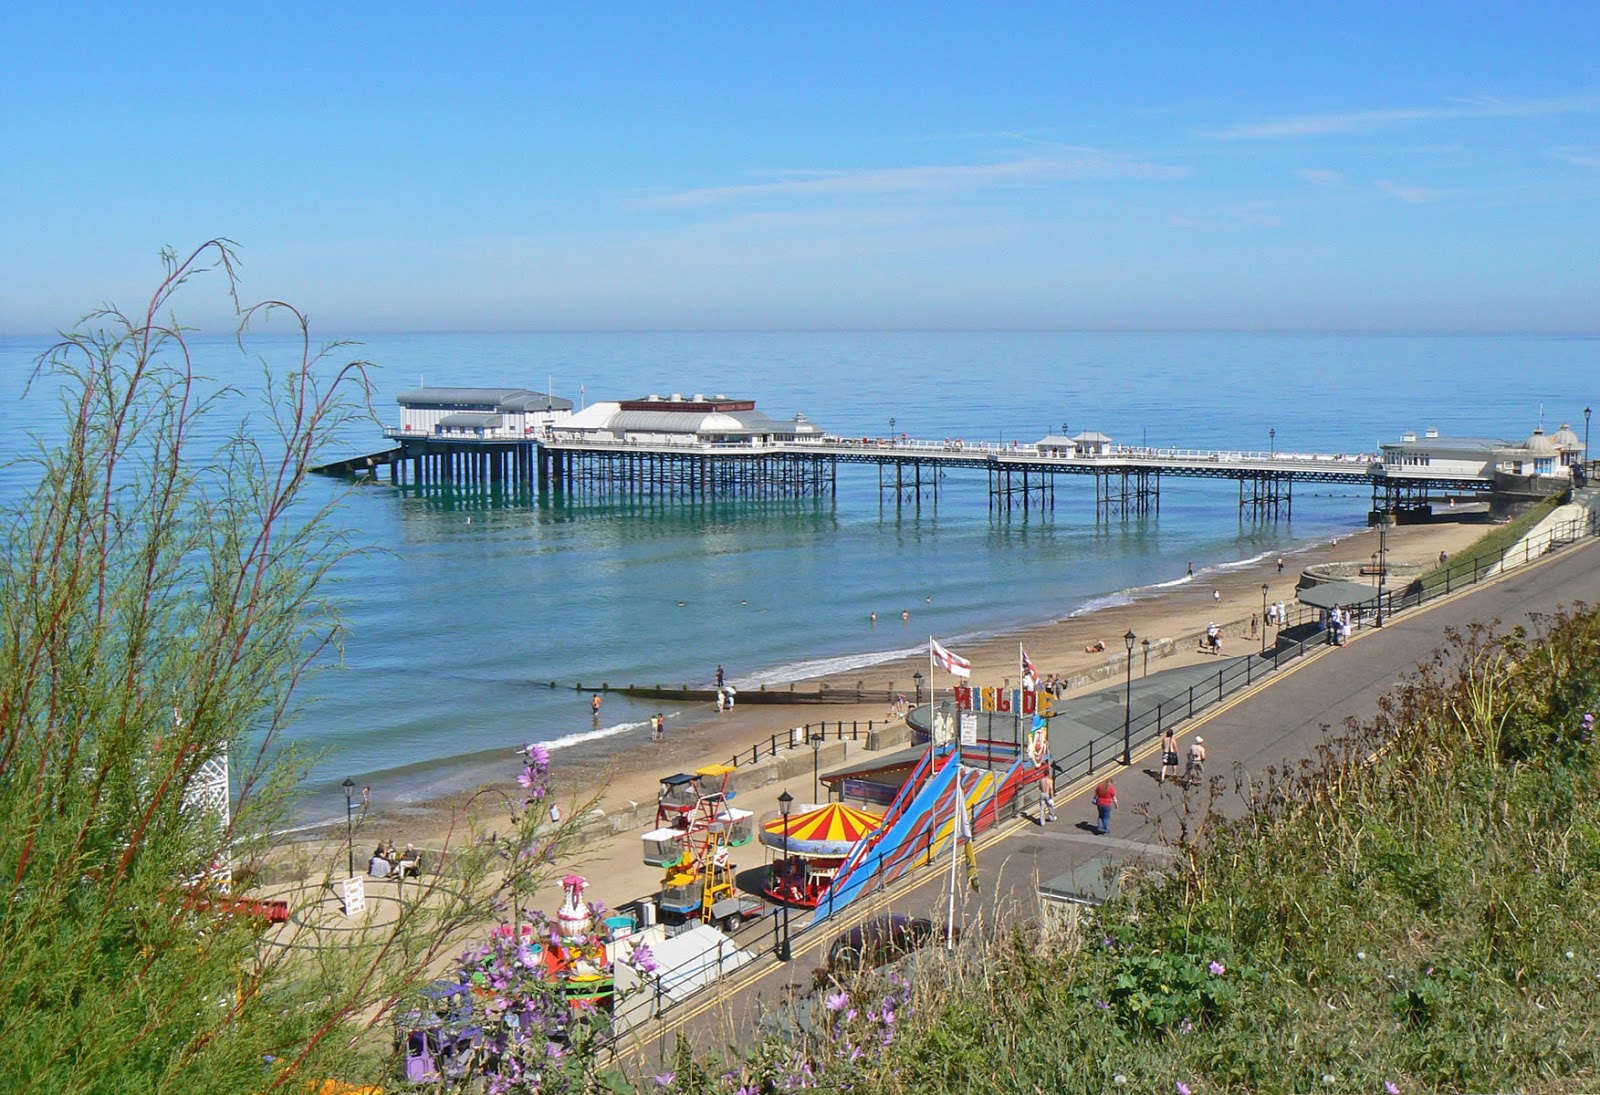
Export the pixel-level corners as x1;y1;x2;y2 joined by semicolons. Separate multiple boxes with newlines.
342;875;366;917
959;712;978;746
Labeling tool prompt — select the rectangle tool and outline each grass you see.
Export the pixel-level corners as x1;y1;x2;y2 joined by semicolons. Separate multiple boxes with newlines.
1416;493;1563;587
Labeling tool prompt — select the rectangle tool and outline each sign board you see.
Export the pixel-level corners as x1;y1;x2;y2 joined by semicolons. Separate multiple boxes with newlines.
959;712;978;746
342;875;366;917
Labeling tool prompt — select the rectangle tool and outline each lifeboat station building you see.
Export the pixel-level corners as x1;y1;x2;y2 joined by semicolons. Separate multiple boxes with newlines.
390;387;574;440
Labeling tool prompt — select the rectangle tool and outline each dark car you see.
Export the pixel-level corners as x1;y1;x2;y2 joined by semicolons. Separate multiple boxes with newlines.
823;914;953;976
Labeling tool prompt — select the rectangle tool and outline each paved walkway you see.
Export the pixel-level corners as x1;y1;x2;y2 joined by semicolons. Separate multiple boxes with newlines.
618;537;1600;1063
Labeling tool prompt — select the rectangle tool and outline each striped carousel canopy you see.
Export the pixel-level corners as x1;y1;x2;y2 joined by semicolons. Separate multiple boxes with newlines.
759;802;883;858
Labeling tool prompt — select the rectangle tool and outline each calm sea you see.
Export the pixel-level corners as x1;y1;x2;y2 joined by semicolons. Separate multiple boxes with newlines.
1;331;1592;825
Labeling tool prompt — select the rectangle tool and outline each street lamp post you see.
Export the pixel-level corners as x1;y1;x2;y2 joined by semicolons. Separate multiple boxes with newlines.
912;671;923;704
1121;630;1136;765
1269;427;1276;457
1586;406;1592;467
777;790;793;961
1375;523;1387;627
889;417;896;441
1141;637;1151;677
811;733;824;803
342;778;356;879
1261;583;1270;655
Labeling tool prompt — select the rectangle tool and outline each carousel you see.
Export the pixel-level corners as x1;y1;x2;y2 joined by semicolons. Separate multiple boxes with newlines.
759;802;882;907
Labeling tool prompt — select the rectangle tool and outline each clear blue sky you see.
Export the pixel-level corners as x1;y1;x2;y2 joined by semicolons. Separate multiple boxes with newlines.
3;3;1597;333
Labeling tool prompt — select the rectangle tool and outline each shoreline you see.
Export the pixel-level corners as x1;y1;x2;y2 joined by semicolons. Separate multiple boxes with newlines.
296;516;1492;874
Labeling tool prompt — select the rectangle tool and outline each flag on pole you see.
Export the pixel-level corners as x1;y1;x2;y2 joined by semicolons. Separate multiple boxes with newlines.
930;637;971;678
1021;646;1038;688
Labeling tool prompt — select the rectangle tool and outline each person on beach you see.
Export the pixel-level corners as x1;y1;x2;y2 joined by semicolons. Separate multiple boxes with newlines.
591;694;602;717
1092;779;1119;835
1160;729;1180;783
1250;613;1259;638
1213;589;1221;604
715;664;724;689
1277;556;1285;573
1187;562;1193;577
715;689;726;713
1085;638;1106;653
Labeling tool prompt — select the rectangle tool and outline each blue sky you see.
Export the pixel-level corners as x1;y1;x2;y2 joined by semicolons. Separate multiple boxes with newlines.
2;3;1597;333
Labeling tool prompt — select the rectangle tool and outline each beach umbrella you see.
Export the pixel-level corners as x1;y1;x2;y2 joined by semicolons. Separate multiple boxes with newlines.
759;802;883;858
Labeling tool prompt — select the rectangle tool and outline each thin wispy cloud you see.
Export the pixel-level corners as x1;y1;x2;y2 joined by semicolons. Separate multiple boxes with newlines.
636;148;1189;209
1210;94;1600;140
1553;148;1600;169
1297;168;1344;186
1376;179;1444;204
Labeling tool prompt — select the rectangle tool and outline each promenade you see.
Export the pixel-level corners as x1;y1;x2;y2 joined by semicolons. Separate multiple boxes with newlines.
624;534;1600;1063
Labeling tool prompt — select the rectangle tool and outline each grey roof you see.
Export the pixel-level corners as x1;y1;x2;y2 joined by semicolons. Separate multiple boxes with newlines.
1071;431;1112;443
1037;434;1073;448
438;411;502;428
1524;429;1560;454
1384;435;1509;452
397;387;573;412
1297;580;1381;611
1552;425;1582;450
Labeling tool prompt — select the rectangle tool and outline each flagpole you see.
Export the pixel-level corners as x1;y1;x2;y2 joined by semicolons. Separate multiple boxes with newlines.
947;769;959;949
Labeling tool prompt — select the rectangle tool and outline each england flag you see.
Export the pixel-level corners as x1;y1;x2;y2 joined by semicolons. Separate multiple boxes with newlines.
930;637;972;678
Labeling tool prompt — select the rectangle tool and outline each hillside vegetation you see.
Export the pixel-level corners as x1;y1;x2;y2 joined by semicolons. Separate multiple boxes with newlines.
666;604;1600;1094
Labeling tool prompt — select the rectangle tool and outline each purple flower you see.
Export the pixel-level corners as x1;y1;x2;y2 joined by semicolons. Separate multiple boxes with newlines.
653;1071;676;1088
1178;1084;1192;1095
826;991;850;1012
1095;999;1111;1010
882;1007;896;1025
1179;1018;1194;1033
516;944;540;969
517;767;536;789
1209;960;1226;976
631;942;661;974
1386;1084;1400;1095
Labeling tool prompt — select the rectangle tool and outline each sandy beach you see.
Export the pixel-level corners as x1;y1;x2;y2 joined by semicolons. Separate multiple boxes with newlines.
292;514;1491;916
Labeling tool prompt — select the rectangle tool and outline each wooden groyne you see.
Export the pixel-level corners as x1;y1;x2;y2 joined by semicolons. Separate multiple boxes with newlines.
544;680;914;706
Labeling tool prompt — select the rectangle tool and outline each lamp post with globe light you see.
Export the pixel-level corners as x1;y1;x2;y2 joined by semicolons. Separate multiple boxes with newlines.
342;778;356;879
1121;630;1136;765
777;790;793;961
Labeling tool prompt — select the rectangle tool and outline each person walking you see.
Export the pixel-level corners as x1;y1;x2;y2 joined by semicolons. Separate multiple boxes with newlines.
1186;736;1207;785
1277;556;1285;573
1160;729;1180;783
590;693;602;717
1039;768;1057;824
1092;778;1119;835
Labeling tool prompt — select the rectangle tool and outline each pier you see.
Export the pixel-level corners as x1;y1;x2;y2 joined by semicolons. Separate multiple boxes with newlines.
313;388;1586;520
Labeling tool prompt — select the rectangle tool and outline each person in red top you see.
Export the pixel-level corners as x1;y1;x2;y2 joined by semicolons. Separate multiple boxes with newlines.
1093;779;1119;835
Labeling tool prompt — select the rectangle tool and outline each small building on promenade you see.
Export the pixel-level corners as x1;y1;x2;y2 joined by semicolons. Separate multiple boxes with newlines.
394;388;573;440
550;393;826;446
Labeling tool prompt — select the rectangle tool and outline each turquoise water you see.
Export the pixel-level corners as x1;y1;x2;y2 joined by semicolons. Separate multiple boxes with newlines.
1;331;1592;824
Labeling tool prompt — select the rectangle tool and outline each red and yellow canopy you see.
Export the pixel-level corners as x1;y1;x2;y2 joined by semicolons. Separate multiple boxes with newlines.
760;803;882;858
